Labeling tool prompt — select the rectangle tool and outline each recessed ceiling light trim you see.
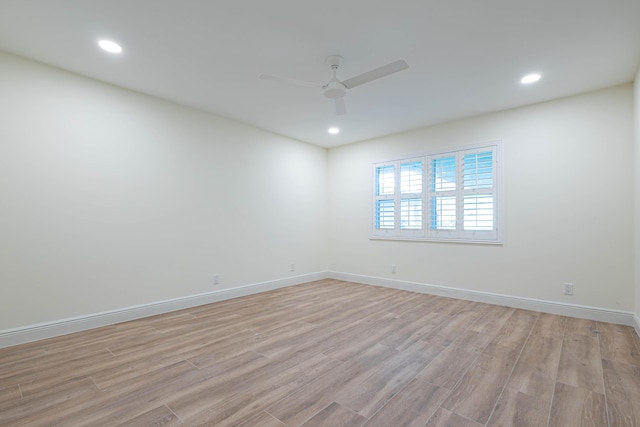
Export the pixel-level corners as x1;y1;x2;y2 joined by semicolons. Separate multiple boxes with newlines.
98;39;123;54
520;73;541;84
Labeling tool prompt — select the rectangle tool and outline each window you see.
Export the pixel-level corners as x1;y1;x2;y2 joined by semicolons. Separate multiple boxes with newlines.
372;142;501;243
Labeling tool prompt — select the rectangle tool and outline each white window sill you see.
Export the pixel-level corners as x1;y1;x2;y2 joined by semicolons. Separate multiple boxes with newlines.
370;236;503;245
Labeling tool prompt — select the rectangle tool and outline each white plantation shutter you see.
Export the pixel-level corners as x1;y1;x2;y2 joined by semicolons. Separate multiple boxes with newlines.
428;155;457;237
400;161;423;233
463;150;494;232
459;146;497;240
372;142;501;243
400;198;422;230
463;195;493;230
373;163;396;234
376;164;395;196
373;159;424;237
375;199;395;229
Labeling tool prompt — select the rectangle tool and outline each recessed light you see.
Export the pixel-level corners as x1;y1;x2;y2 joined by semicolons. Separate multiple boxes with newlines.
98;39;123;54
328;127;340;134
520;73;541;84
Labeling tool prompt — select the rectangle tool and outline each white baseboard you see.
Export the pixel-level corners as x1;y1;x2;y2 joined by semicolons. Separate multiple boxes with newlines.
3;270;638;349
329;271;637;329
0;271;329;349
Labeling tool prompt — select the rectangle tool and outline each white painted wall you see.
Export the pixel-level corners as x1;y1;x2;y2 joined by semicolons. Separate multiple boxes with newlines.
328;85;635;311
0;52;328;331
635;67;640;326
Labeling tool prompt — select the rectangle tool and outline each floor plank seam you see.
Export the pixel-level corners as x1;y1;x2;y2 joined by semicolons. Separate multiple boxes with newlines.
184;359;199;370
547;314;567;425
89;376;101;391
437;342;484;401
456;411;483;426
595;321;612;427
264;409;286;426
165;403;183;424
545;315;564;427
484;317;537;426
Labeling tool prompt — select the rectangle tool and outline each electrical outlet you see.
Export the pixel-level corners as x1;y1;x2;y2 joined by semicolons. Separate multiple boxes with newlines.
391;265;397;274
290;262;295;272
563;283;573;295
213;274;219;285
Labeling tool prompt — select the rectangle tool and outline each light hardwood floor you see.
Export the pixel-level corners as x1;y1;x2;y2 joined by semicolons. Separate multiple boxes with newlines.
1;279;640;426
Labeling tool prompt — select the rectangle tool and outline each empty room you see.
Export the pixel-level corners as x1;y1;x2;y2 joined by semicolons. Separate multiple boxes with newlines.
1;1;640;426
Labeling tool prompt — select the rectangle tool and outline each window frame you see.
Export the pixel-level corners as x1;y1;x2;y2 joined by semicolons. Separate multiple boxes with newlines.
371;141;502;244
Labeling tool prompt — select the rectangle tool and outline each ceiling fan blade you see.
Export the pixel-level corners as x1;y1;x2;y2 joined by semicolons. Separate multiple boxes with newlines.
334;97;347;115
341;59;409;89
259;74;322;88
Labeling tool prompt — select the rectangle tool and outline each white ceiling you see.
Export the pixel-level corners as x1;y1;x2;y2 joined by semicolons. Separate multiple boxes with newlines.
0;0;639;148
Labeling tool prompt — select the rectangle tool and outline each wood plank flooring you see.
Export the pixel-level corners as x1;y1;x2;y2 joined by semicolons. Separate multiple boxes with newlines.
1;279;640;426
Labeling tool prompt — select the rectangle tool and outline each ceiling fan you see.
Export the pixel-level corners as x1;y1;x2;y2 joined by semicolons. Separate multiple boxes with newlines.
259;55;409;115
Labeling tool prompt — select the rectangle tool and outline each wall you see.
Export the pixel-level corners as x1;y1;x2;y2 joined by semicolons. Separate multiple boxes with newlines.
0;51;328;331
635;67;640;331
328;84;635;312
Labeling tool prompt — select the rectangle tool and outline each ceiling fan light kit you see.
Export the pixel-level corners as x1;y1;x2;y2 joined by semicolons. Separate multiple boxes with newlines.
323;81;347;99
260;54;408;116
